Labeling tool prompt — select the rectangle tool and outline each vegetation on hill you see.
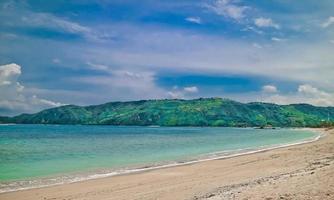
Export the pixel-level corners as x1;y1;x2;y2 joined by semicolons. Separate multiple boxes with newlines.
1;98;333;127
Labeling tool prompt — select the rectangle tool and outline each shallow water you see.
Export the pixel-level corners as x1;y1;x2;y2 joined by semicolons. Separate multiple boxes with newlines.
0;125;318;192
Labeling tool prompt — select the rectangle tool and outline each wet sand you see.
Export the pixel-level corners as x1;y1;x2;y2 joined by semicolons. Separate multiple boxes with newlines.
1;128;333;200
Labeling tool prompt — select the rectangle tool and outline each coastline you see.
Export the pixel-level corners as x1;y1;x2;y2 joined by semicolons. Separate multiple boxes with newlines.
0;130;334;199
0;128;321;194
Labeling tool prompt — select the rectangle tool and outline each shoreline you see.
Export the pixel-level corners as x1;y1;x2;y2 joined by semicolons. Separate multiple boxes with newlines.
0;128;324;195
1;128;332;200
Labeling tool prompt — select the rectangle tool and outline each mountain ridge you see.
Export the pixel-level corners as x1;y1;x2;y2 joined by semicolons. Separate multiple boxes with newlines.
1;98;333;127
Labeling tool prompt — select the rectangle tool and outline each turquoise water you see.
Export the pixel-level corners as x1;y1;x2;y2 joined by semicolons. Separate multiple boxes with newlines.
0;125;317;191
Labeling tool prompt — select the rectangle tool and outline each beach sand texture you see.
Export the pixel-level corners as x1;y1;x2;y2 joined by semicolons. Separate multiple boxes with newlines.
0;128;333;200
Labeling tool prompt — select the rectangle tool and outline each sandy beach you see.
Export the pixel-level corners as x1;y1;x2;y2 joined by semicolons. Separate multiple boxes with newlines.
0;128;333;200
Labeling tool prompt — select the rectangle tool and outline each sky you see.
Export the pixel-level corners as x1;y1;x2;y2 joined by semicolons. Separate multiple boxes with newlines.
0;0;334;116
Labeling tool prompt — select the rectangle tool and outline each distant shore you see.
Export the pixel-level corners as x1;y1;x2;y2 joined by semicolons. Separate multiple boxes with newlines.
0;128;333;200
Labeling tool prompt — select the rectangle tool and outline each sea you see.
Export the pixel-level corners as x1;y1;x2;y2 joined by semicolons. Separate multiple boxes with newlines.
0;124;319;193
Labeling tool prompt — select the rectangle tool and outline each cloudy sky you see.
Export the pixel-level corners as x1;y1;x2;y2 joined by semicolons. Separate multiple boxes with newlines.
1;0;334;116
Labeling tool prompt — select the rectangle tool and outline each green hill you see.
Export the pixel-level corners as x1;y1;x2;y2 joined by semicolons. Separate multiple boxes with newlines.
1;98;333;127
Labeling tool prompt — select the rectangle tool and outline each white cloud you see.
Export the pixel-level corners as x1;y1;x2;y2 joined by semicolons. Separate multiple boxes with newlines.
183;86;199;93
0;2;111;42
262;85;278;93
167;91;184;99
86;62;110;72
0;63;64;116
84;25;334;91
271;37;285;42
322;16;334;28
254;17;280;29
74;69;168;101
252;43;262;49
261;84;334;106
88;65;149;79
166;86;199;99
20;12;115;42
21;13;91;35
205;0;248;21
185;17;202;24
0;63;21;86
297;84;332;102
242;26;264;35
31;95;62;107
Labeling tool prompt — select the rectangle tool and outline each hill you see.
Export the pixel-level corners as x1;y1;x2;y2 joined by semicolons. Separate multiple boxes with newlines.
1;98;333;127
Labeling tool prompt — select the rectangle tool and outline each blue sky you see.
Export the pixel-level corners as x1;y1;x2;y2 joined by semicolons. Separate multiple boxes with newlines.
0;0;334;115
